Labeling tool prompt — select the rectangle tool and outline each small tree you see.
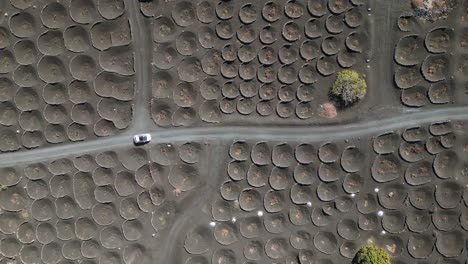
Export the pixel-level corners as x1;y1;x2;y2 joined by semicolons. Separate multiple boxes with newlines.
331;70;367;106
353;246;391;264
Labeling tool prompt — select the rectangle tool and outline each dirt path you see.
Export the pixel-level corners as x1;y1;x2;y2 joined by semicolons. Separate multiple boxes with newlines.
125;0;152;132
1;105;467;167
367;0;403;110
156;142;226;263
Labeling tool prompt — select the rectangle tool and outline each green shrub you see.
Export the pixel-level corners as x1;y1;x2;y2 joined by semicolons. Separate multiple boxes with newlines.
331;70;367;105
353;246;390;264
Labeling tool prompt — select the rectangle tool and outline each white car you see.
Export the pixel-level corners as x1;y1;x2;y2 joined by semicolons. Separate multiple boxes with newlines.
133;134;151;145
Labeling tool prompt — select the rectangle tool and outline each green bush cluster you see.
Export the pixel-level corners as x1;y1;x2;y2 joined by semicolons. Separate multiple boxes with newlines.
353;246;391;264
331;70;367;105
